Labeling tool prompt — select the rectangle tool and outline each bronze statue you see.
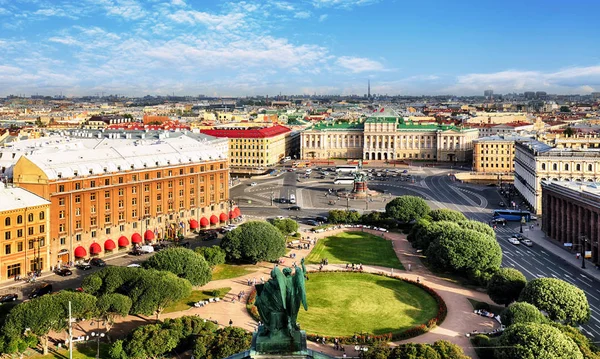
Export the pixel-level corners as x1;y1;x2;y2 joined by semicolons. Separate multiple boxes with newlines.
255;259;308;338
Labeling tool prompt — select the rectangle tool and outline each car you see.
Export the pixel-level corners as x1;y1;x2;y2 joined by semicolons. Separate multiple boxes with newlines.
530;215;538;220
127;263;141;268
521;239;533;247
56;268;73;276
316;215;328;223
138;245;154;253
250;182;257;186
279;198;288;204
508;237;520;245
499;201;505;207
29;284;53;299
0;293;18;303
306;220;318;226
90;258;106;267
514;234;524;240
76;263;92;271
289;206;301;211
129;250;143;256
276;215;285;220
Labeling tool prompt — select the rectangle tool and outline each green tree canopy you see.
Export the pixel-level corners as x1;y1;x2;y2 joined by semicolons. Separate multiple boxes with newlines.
328;209;361;224
549;323;600;359
385;195;430;223
202;327;252;359
195;245;226;267
414;221;461;251
220;221;286;263
124;323;181;358
496;323;583;359
487;268;527;306
519;278;590;324
269;218;299;235
432;340;471;359
457;219;496;239
143;247;212;286
96;294;132;333
391;343;441;359
428;209;466;222
500;302;546;327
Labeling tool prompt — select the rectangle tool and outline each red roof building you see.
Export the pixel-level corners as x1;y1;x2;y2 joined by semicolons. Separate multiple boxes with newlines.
200;125;290;139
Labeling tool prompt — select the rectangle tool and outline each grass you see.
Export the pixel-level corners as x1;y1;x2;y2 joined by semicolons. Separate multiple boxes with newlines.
163;287;231;314
298;272;438;336
212;263;256;281
29;342;110;359
306;231;404;269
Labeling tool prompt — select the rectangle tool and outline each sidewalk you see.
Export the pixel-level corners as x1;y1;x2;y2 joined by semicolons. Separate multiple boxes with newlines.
524;222;600;282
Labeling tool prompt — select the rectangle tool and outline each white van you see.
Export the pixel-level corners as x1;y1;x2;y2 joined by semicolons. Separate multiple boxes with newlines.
139;245;154;254
289;194;297;204
305;169;312;175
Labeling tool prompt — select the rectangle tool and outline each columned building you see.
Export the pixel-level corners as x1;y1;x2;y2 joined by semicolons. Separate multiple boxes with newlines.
542;181;599;266
473;135;532;174
514;140;600;214
300;116;478;162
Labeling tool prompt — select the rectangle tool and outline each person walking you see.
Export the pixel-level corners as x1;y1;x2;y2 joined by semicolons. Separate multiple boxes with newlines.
229;319;233;326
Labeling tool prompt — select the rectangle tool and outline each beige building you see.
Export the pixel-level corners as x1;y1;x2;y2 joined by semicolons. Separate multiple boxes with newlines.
301;116;478;162
473;135;532;173
539;132;600;150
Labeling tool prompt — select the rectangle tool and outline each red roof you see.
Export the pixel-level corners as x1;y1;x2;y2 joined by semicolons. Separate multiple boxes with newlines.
201;125;291;139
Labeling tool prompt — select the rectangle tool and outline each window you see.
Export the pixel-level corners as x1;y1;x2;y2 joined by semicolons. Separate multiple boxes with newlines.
105;215;111;224
133;223;137;229
91;217;97;226
145;196;150;203
119;212;125;220
4;217;9;226
17;215;22;224
132;209;137;217
91;205;96;214
119;225;125;232
75;183;81;190
105;178;110;186
76;234;81;241
132;198;137;205
118;189;124;196
118;177;124;184
75;195;81;204
132;187;137;194
59;223;65;232
145;173;150;180
133;175;137;181
156;205;162;213
553;163;557;171
168;181;173;188
589;164;593;171
157;183;162;190
5;244;10;255
565;164;569;171
541;163;546;170
75;220;82;230
156;171;161;178
60;237;66;245
39;225;45;233
17;242;23;252
106;228;111;235
75;208;81;216
144;184;150;192
7;264;20;278
179;179;184;186
28;227;34;236
105;190;110;198
17;229;22;237
157;193;162;200
90;180;96;188
168;170;173;176
4;232;10;240
91;230;96;238
576;164;581;171
90;193;96;200
118;200;124;208
28;213;34;222
58;185;64;192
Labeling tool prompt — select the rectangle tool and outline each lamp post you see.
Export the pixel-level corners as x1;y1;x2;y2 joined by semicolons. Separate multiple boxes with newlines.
270;191;274;207
520;216;525;234
91;321;105;359
580;235;589;269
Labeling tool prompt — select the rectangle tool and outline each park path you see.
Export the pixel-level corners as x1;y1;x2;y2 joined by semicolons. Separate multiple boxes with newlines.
56;228;497;359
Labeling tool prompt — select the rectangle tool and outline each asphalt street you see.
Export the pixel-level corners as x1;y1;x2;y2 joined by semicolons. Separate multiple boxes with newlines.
233;167;600;339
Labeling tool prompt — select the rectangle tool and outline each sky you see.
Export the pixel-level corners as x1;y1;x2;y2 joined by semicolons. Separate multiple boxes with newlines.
1;0;600;97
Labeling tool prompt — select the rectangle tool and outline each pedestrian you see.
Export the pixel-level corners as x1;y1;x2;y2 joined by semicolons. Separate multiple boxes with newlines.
261;276;265;284
416;277;420;284
253;277;257;285
229;319;233;326
407;263;411;271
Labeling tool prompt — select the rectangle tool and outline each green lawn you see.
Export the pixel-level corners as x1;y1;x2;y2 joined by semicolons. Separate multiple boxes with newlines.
212;264;256;281
298;272;438;336
306;231;404;269
163;287;231;314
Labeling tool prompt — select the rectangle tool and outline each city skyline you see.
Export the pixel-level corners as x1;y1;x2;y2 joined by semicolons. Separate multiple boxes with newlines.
1;0;600;97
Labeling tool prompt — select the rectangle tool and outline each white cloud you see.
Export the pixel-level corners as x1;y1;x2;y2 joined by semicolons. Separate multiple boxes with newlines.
311;0;379;9
336;56;385;73
167;9;246;31
318;14;328;22
171;0;186;6
92;0;146;20
294;11;311;19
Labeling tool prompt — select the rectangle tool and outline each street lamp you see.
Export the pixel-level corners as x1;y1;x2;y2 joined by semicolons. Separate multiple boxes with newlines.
270;191;274;207
580;235;589;269
520;216;525;234
90;328;105;359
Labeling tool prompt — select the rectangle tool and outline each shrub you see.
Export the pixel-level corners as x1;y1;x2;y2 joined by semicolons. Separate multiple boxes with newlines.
428;209;466;222
269;218;299;235
487;268;527;306
220;221;286;263
500;302;546;326
195;246;226;267
496;323;583;359
471;334;495;359
385;195;430;223
143;247;212;286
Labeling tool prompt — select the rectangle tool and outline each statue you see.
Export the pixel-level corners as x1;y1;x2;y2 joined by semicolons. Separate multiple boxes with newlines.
254;260;308;352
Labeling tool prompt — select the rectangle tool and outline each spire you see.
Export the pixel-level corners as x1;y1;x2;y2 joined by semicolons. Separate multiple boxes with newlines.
368;79;371;99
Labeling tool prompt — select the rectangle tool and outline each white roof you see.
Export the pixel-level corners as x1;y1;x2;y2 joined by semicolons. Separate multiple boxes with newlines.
0;183;50;211
23;135;228;180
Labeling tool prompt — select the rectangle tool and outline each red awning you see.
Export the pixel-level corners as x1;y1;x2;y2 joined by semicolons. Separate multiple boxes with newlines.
74;246;87;258
104;239;116;251
118;236;129;247
234;207;241;217
190;219;199;229
90;243;102;255
229;211;234;219
210;215;219;225
200;217;209;227
219;213;228;222
144;230;155;241
132;233;142;244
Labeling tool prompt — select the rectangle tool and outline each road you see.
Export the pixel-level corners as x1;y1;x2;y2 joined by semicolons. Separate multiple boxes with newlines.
233;167;600;339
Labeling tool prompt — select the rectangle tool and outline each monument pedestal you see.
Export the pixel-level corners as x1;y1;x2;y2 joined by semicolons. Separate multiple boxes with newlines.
254;327;307;353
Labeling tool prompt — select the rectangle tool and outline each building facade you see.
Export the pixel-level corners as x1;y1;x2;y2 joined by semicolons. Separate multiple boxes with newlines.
541;181;599;265
201;125;298;173
12;133;233;268
473;135;532;174
514;140;600;214
0;183;50;280
300;116;478;162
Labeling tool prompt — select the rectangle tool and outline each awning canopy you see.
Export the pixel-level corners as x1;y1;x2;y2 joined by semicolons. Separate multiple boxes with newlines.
210;215;219;225
219;213;228;222
104;239;116;251
200;217;209;227
90;243;102;255
132;233;142;244
144;230;155;241
74;246;87;258
234;207;241;217
118;236;129;247
190;219;199;229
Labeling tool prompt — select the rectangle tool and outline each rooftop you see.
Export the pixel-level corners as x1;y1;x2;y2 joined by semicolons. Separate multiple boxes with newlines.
200;125;291;138
0;183;50;212
474;135;534;142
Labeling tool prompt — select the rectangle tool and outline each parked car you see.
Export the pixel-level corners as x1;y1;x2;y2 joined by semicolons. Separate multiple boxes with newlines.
508;237;520;245
56;268;73;276
250;182;257;186
29;284;53;299
530;215;538;220
199;230;218;241
521;239;533;247
90;258;106;267
138;245;155;254
316;216;328;223
127;264;141;268
276;215;285;220
288;206;302;211
129;250;143;256
0;293;18;303
76;263;92;271
306;220;318;226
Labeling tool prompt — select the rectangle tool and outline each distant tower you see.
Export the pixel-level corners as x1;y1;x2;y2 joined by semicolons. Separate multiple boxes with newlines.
368;80;371;100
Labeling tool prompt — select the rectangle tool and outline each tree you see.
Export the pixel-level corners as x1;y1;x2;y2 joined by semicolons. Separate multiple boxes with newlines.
432;340;471;359
550;323;600;359
96;294;132;335
519;278;590;324
195;246;226;267
414;221;460;251
129;270;192;320
500;302;546;326
270;218;299;235
385;196;430;223
204;327;252;359
220;221;286;263
426;227;502;282
563;126;575;137
487;268;527;306
428;209;466;222
457;219;496;239
407;218;431;245
328;210;361;224
143;247;211;286
124;323;181;358
392;343;441;359
496;323;583;359
363;342;391;359
560;106;572;113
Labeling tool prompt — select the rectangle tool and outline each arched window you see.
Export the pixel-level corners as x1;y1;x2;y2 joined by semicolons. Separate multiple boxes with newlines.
16;215;22;224
541;163;546;170
552;163;557;171
576;164;581;171
564;164;569;171
588;164;593;171
39;211;45;220
28;213;34;222
4;217;10;226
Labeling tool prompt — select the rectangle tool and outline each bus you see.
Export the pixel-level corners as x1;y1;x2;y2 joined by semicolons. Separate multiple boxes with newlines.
336;165;358;174
492;209;531;222
334;177;354;185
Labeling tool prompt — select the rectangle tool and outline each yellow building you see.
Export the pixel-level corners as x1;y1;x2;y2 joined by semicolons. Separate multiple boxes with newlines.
473;135;531;174
0;183;50;281
201;125;299;173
